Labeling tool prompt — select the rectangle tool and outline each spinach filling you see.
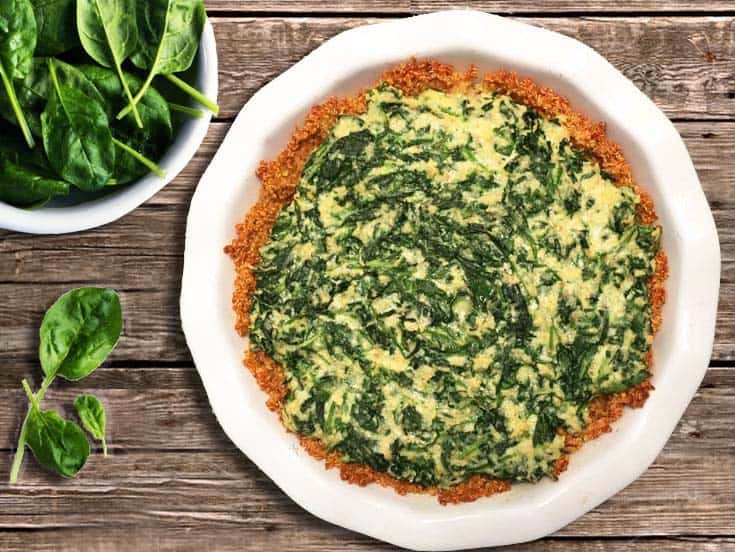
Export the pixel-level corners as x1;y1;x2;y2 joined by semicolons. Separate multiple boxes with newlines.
249;85;661;488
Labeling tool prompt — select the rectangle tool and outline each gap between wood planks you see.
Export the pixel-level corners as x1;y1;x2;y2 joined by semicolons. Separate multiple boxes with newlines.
201;0;735;16
0;365;731;451
0;531;732;552
206;9;735;18
0;122;733;361
0;7;731;551
187;16;735;121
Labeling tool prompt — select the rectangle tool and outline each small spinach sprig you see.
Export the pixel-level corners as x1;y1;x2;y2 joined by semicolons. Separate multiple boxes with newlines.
9;288;122;484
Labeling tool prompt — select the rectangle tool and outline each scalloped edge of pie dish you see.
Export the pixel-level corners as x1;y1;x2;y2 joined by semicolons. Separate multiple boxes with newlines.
181;10;720;550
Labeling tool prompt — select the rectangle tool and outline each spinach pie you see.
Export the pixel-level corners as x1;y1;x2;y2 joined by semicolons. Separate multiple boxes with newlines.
226;59;668;504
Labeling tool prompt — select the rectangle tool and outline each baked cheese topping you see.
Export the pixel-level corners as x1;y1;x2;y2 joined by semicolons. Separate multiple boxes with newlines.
249;85;661;487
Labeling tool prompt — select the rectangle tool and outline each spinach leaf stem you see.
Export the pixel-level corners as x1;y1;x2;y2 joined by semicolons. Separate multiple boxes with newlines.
112;138;166;178
164;74;219;115
9;373;55;483
0;62;35;148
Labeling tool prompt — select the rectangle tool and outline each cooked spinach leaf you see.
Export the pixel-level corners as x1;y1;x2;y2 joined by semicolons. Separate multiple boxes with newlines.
250;85;662;488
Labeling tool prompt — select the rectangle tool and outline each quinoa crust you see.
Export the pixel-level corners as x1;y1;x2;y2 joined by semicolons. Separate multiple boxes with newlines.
224;59;669;505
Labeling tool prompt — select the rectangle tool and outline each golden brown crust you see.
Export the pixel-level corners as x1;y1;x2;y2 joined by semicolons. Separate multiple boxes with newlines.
297;434;512;505
225;58;668;504
224;94;368;336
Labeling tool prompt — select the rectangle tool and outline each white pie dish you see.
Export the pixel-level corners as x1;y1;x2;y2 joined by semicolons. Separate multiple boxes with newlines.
0;22;218;235
180;10;720;551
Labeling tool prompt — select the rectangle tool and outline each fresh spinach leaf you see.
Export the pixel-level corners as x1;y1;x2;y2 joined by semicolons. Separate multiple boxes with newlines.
26;406;90;477
0;58;47;137
131;0;205;77
0;159;69;207
111;137;166;179
74;394;108;456
79;64;171;183
41;58;115;190
0;0;38;147
0;124;70;207
30;0;79;56
53;58;107;104
162;73;218;115
9;288;122;484
117;0;217;118
0;0;37;79
0;127;54;171
1;58;106;138
76;0;143;127
39;287;122;381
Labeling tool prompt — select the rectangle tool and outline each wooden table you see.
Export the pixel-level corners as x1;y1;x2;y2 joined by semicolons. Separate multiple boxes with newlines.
1;2;733;550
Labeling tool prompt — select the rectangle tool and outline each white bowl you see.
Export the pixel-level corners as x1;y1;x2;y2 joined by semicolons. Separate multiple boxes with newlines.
0;22;218;235
181;11;720;551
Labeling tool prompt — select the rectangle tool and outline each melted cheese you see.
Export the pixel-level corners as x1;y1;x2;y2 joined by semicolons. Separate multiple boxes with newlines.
250;83;660;490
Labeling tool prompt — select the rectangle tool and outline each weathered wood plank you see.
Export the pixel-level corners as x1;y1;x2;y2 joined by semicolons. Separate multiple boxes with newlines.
0;466;731;538
1;236;730;361
0;368;228;451
0;284;190;363
1;122;731;361
204;0;735;15
2;530;734;552
0;443;731;537
0;366;731;538
206;17;735;121
0;8;731;549
0;365;731;448
1;121;731;211
0;436;732;537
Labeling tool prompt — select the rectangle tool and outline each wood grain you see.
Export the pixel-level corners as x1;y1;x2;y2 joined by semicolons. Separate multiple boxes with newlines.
1;6;733;549
0;365;731;446
2;531;734;552
0;367;732;537
205;17;735;121
0;123;731;362
204;0;735;14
